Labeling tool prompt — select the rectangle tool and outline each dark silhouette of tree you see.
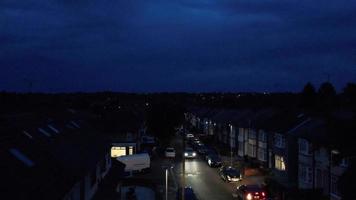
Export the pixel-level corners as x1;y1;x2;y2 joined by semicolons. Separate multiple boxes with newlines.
317;82;337;111
146;101;185;144
300;82;317;110
342;83;356;110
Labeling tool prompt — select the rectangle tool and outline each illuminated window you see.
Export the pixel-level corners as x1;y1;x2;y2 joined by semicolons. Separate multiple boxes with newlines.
111;147;126;157
275;155;286;171
9;148;35;167
129;146;133;155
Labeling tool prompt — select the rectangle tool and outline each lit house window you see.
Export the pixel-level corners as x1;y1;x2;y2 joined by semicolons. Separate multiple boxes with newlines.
275;134;285;148
275;155;286;171
111;147;126;157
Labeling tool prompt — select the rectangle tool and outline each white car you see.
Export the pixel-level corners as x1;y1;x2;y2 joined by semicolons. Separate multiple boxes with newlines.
165;147;176;158
185;133;194;139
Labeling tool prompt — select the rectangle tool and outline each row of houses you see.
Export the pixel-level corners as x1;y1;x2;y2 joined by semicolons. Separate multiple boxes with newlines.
186;107;353;200
0;109;113;200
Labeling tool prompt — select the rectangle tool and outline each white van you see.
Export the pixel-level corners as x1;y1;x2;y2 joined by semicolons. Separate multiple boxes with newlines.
117;153;150;173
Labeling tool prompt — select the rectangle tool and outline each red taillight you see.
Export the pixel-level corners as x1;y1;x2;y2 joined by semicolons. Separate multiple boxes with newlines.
262;192;265;197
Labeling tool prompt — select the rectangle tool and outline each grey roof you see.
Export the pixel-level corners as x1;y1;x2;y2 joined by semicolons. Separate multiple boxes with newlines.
0;109;110;200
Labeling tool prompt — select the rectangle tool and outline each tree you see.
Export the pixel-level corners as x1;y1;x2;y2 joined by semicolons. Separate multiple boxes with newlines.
300;82;317;110
317;82;337;111
343;83;356;110
146;101;185;144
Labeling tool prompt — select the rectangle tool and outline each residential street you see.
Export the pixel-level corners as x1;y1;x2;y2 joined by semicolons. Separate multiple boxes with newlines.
136;132;265;200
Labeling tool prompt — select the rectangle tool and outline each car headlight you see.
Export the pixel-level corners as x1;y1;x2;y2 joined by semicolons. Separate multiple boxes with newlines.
246;193;252;200
192;152;196;156
227;175;231;181
184;153;188;156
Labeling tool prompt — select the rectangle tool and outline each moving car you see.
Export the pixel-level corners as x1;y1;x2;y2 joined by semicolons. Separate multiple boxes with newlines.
176;187;198;200
218;166;242;182
164;147;176;158
184;147;197;158
232;184;267;200
206;154;222;167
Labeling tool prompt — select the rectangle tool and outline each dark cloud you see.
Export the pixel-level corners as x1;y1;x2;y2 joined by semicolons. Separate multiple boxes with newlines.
1;0;356;92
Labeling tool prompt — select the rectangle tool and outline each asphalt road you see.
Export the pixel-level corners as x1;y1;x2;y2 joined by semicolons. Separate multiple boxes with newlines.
140;133;265;200
170;134;236;200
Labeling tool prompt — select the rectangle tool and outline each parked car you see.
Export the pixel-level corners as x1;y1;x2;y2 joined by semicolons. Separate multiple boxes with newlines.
193;140;204;148
184;147;197;158
188;137;200;145
196;145;208;154
206;154;222;167
218;166;242;182
176;187;198;200
204;148;219;160
232;184;267;200
164;147;176;158
185;133;194;139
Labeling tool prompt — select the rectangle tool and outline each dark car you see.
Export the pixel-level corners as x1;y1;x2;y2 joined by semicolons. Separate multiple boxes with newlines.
176;187;198;200
196;145;209;154
218;166;242;182
232;184;267;200
204;147;219;160
206;154;222;167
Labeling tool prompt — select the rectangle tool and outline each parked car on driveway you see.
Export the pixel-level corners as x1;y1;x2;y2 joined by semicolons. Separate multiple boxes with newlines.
184;147;197;158
232;184;267;200
206;154;222;167
219;166;242;182
164;147;176;158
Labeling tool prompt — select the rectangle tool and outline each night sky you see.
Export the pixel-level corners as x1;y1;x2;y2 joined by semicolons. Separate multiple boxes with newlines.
1;0;356;92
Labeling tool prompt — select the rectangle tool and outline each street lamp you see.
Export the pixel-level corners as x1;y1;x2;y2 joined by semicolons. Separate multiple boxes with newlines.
164;166;174;200
229;124;233;166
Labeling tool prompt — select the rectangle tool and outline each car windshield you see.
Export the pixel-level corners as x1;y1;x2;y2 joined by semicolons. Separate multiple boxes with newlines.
245;185;264;192
225;168;239;176
210;155;220;160
186;148;194;152
166;148;174;152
